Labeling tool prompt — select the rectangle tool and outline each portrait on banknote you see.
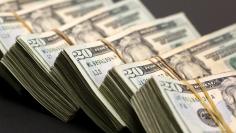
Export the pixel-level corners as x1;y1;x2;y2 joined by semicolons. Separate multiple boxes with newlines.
169;51;212;79
0;2;18;12
117;33;157;62
30;8;62;32
221;77;236;117
72;21;103;44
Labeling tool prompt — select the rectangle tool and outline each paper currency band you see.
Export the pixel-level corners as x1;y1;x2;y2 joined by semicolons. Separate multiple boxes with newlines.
149;56;232;132
100;38;127;63
12;12;33;33
52;29;74;46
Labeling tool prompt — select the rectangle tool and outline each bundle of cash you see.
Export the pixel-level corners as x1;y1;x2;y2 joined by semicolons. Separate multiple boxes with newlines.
161;23;236;80
0;0;113;56
99;23;236;132
97;12;200;131
1;0;154;128
131;72;236;133
100;60;171;132
52;13;200;132
54;42;126;132
1;0;234;132
0;0;113;95
0;0;47;12
101;12;200;62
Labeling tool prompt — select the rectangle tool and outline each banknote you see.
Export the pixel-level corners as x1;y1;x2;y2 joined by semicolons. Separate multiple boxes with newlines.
131;72;236;133
106;60;170;98
109;23;236;94
16;0;154;70
0;0;18;12
55;0;113;22
0;0;47;12
94;22;236;133
162;23;236;80
59;12;199;90
0;0;154;125
100;23;236;103
0;0;113;55
59;42;126;131
99;57;173;133
52;13;201;132
106;12;200;62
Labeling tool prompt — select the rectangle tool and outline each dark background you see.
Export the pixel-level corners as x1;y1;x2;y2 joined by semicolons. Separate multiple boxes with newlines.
1;0;236;133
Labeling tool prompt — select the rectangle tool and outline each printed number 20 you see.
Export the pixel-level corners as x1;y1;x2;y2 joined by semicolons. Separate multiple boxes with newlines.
124;67;144;78
27;38;46;47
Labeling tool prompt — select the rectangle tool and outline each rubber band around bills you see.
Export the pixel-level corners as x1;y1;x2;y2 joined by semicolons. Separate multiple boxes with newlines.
52;29;74;46
100;38;127;63
195;79;233;133
12;12;33;33
148;55;231;132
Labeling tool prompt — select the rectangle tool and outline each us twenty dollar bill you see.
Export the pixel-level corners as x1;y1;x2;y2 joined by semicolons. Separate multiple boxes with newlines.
108;60;170;98
57;13;200;132
0;0;48;12
162;23;236;80
106;12;200;62
0;0;113;55
110;23;236;98
132;72;236;133
63;13;199;88
50;14;198;122
96;23;236;132
16;0;154;70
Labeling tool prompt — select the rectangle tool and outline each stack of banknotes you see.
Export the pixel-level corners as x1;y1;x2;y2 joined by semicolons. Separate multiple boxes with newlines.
131;72;236;133
0;0;235;133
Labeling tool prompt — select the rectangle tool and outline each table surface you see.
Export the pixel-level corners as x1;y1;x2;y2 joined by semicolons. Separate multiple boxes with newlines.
1;0;236;133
